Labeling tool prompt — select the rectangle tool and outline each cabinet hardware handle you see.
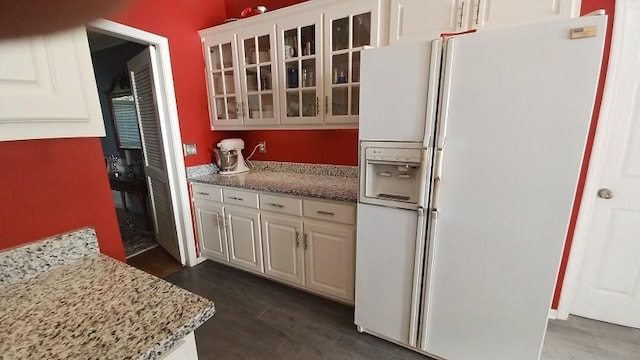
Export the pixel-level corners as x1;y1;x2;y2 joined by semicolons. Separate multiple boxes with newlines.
242;102;247;119
295;231;300;248
229;196;244;201
458;1;465;28
303;233;308;250
474;0;481;25
317;210;335;216
267;202;285;208
217;215;223;228
235;102;240;118
316;97;320;115
196;192;210;196
324;96;329;115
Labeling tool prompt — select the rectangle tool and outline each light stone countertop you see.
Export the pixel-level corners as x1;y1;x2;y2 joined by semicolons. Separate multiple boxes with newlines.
190;170;359;202
0;229;215;360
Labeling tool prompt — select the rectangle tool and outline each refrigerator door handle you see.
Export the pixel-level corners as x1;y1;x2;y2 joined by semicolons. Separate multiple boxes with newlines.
408;206;427;346
431;149;444;210
436;38;457;149
419;209;439;350
423;40;443;149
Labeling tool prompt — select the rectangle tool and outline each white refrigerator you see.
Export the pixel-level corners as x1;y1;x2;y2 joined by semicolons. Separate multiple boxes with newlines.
354;15;607;360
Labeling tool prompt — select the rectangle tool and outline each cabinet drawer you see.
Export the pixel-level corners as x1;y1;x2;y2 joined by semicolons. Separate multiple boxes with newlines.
223;188;259;208
303;199;356;225
192;184;223;202
259;193;303;216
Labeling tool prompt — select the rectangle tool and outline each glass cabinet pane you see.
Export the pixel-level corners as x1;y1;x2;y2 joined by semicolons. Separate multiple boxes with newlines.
260;65;272;90
285;62;299;89
302;90;316;117
221;43;233;68
327;11;371;120
258;35;271;63
301;25;315;56
210;46;222;70
244;38;257;65
246;69;258;92
302;59;316;87
332;17;350;51
352;13;372;48
286;92;299;117
223;71;235;94
284;29;298;59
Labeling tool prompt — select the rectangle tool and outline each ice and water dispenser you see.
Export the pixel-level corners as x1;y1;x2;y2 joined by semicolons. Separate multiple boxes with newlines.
359;141;427;210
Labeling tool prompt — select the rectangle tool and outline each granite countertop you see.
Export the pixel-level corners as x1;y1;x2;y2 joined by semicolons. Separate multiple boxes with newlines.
188;161;359;203
0;228;215;360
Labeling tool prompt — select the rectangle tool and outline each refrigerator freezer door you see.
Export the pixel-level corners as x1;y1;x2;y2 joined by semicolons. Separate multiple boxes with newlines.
354;203;426;346
359;40;441;143
422;16;607;360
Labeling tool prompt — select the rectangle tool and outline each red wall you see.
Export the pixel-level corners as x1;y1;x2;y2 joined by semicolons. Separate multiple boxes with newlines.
552;0;616;308
0;138;125;260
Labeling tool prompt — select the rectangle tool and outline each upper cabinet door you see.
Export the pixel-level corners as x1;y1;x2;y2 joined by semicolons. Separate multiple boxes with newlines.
0;27;104;141
470;0;579;31
389;0;466;44
236;25;280;126
324;0;382;125
277;12;323;125
203;31;243;128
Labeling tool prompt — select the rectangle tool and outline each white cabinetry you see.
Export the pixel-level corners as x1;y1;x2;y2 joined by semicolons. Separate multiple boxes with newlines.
199;0;384;130
389;0;580;44
191;183;356;303
225;205;263;272
0;27;104;141
304;221;356;301
194;199;228;262
261;213;305;285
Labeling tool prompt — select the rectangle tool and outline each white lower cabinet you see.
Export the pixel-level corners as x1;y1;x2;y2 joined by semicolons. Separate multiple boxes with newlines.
261;214;305;286
194;199;228;262
192;183;356;303
225;205;263;273
304;221;356;301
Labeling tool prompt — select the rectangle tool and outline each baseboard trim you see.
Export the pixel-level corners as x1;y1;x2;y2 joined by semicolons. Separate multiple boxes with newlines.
548;309;558;320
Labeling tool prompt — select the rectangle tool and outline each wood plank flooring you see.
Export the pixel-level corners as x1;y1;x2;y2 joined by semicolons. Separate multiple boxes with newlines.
163;258;640;359
127;246;182;278
165;260;430;360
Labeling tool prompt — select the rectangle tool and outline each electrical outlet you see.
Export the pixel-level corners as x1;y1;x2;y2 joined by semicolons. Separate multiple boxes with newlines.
258;141;266;153
183;143;197;156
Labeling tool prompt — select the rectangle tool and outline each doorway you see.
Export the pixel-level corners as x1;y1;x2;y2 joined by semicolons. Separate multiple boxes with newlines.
558;0;640;329
86;20;199;268
86;32;155;259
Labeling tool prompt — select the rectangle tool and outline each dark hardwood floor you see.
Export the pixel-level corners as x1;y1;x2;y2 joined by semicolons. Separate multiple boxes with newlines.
164;260;431;360
127;246;182;278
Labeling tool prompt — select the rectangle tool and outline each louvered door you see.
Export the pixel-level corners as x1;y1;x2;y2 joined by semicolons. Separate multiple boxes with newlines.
128;46;183;263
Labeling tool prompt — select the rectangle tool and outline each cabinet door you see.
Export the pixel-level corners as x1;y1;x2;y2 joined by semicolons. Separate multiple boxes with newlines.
471;0;577;30
304;221;356;302
236;25;280;126
0;27;104;141
323;0;382;125
277;13;323;125
225;205;264;273
389;0;466;44
203;31;243;128
261;214;305;286
193;199;228;262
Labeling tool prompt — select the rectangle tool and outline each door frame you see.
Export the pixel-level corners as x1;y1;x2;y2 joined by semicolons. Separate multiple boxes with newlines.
555;0;631;320
88;19;200;266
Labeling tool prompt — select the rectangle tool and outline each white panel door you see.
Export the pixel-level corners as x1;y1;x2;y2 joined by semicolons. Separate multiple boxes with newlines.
128;47;184;264
472;0;578;31
193;199;228;262
571;1;640;329
261;214;304;285
304;221;355;302
359;40;440;143
422;17;606;360
0;27;104;141
389;0;464;44
226;205;263;273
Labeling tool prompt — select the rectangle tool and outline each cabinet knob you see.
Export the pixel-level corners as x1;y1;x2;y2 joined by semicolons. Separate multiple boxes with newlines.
295;231;300;248
303;233;309;250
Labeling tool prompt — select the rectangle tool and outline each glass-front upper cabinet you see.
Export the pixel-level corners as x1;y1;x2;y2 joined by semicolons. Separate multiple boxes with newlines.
237;26;279;125
203;32;242;127
277;14;322;125
324;2;380;125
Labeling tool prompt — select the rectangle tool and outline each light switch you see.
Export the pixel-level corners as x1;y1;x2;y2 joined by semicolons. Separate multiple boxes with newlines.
183;143;197;156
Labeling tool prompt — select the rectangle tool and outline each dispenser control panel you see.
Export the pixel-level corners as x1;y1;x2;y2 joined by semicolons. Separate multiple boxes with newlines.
365;147;422;164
